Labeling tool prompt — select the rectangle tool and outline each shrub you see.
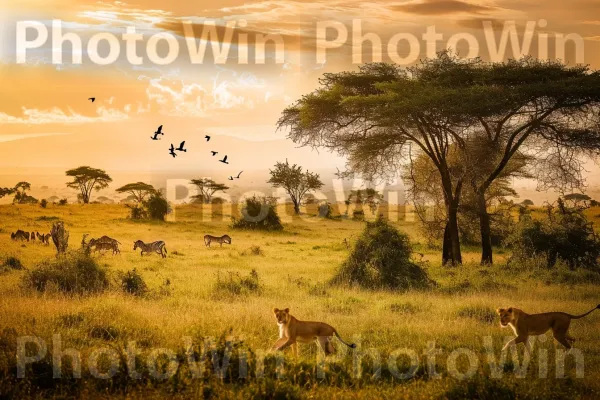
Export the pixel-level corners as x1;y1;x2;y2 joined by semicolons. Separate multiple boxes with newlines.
126;204;147;220
318;202;333;218
23;252;109;295
506;199;600;270
352;210;365;221
40;199;47;208
332;216;432;290
213;269;261;297
58;198;68;206
3;256;24;270
231;196;283;231
144;191;170;221
120;269;147;296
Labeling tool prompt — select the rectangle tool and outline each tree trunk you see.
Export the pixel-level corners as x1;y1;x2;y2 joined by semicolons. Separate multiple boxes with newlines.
293;201;300;215
477;191;493;265
442;223;452;264
447;204;462;265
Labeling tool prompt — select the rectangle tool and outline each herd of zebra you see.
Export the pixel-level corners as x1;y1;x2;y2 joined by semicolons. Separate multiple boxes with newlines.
10;229;51;244
10;231;232;258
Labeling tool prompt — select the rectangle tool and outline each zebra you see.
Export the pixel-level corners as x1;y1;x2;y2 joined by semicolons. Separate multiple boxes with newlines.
96;236;121;254
43;233;51;245
204;234;232;247
90;240;120;255
11;230;29;241
31;232;36;242
133;240;167;258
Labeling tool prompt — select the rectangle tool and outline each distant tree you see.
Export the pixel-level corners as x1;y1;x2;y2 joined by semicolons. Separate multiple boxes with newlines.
13;182;32;204
66;166;112;204
563;193;592;209
116;182;156;203
190;178;229;204
348;188;384;214
0;187;14;199
40;199;48;208
521;199;534;207
144;190;169;221
267;160;324;215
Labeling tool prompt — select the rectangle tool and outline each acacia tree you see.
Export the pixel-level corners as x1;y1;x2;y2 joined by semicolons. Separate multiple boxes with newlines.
267;160;324;215
12;182;33;204
278;53;600;265
190;178;229;204
348;188;384;214
115;182;156;203
66;166;112;204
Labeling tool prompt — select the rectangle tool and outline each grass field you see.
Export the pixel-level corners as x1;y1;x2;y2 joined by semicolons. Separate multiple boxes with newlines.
1;203;600;399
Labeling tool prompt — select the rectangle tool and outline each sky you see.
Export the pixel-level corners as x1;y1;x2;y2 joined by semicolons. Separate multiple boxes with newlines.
1;0;599;184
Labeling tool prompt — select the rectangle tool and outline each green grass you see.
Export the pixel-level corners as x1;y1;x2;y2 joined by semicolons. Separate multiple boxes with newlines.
0;203;599;399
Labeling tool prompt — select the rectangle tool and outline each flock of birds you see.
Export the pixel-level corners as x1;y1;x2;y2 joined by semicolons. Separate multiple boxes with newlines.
87;97;243;181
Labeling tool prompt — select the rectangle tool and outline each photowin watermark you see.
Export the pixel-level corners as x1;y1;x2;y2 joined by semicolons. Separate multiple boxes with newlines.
14;19;585;66
16;334;585;381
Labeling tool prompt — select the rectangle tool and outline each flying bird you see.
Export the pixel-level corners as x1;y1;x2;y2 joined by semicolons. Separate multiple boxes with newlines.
219;155;229;164
205;135;211;141
235;171;243;179
228;176;234;180
211;151;218;156
169;144;177;158
176;141;187;152
150;132;162;140
88;97;95;102
155;125;164;135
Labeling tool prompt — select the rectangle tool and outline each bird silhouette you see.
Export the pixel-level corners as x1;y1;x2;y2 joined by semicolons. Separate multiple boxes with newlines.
235;171;243;179
155;125;164;135
169;144;177;158
176;141;187;152
219;155;229;164
150;132;161;140
205;135;211;141
211;151;218;156
88;97;95;102
228;176;234;180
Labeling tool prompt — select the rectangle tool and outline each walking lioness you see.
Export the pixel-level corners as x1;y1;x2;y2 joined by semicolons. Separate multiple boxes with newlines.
497;304;600;352
204;234;231;247
271;308;356;357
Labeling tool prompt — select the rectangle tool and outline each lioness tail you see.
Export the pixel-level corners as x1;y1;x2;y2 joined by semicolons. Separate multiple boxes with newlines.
570;304;600;320
334;331;356;349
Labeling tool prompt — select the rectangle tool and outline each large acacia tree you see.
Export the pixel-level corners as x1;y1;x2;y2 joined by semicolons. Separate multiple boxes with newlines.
278;53;600;265
116;182;156;203
66;166;112;204
190;178;229;204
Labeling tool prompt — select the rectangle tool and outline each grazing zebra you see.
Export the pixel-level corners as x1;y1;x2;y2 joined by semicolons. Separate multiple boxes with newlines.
204;234;232;247
90;240;120;255
133;240;167;258
43;233;51;245
11;230;29;241
31;232;36;242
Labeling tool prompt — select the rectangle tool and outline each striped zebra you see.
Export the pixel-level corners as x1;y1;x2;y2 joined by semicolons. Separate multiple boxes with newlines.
204;234;232;247
133;240;167;258
11;230;29;241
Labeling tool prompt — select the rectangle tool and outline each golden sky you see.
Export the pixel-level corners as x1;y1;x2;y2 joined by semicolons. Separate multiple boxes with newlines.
1;0;599;173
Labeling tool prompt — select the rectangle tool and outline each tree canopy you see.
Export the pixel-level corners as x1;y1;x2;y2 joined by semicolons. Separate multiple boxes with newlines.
190;178;229;204
115;182;156;203
267;160;324;214
66;166;112;204
278;52;600;265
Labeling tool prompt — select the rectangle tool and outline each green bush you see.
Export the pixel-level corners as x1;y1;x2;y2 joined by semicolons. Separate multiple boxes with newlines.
213;269;261;297
231;196;283;231
144;191;170;221
318;202;333;218
23;252;109;295
506;199;600;270
3;256;24;270
120;269;147;296
126;204;147;220
332;216;432;290
40;199;47;208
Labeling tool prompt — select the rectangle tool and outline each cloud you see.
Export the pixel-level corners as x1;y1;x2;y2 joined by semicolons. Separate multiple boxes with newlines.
456;18;505;30
391;0;494;16
0;106;129;124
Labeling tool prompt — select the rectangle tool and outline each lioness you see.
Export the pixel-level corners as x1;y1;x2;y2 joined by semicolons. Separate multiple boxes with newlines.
271;308;356;357
496;305;600;352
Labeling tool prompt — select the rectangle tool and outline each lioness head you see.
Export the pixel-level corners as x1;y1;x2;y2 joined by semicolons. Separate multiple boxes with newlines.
496;307;515;327
273;308;290;324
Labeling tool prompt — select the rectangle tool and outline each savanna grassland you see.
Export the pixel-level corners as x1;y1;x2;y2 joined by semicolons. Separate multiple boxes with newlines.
1;203;600;399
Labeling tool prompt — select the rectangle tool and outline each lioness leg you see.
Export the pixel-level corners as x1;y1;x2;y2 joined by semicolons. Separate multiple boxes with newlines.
553;332;572;349
317;336;335;355
271;337;288;351
291;343;298;357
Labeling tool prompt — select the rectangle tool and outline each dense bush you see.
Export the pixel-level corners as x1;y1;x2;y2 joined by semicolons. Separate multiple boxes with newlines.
332;216;431;290
40;199;47;208
144;191;170;221
3;256;24;270
120;269;147;296
58;198;68;205
318;202;333;218
23;252;109;295
231;196;283;231
506;199;600;270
